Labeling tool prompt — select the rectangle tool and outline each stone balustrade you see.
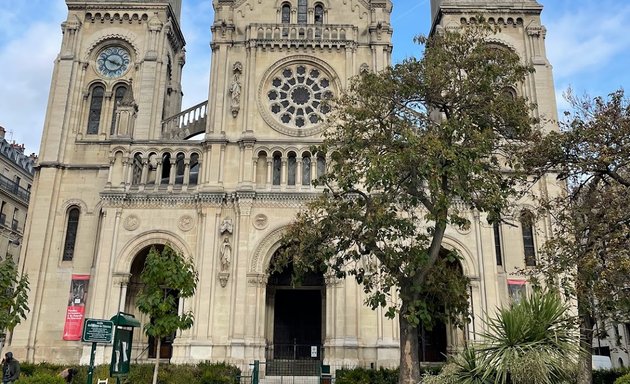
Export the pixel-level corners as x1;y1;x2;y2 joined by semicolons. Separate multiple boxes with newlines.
161;100;208;139
248;23;358;48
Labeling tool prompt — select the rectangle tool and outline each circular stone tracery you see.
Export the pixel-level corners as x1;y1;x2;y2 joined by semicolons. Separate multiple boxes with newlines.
265;63;334;131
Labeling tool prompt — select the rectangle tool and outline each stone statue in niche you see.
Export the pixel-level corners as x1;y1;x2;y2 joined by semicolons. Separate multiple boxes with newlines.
220;237;232;272
229;61;243;117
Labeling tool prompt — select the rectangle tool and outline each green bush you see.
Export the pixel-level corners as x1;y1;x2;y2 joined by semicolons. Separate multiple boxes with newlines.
615;372;630;384
335;367;402;384
199;361;241;384
17;372;66;384
18;361;242;384
594;369;630;384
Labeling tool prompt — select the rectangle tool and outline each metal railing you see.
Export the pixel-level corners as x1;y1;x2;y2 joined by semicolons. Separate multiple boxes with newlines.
266;343;322;361
0;174;30;203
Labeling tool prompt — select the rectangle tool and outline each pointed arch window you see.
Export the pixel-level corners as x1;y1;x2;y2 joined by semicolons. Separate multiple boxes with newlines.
297;0;307;24
521;210;536;266
281;3;291;23
87;85;105;134
110;84;128;134
63;207;80;261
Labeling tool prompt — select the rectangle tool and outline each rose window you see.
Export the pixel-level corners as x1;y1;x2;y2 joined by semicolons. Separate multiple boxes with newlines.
265;64;334;130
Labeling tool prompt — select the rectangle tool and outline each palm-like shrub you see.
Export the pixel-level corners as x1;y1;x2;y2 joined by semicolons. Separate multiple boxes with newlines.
426;290;578;384
480;290;579;384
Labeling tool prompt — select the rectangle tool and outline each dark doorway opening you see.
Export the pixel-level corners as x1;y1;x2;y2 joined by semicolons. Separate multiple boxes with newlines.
127;244;175;360
266;251;325;375
273;289;322;360
419;320;448;363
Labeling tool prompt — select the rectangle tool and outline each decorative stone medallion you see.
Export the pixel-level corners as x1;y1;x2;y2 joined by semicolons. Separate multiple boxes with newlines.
123;214;140;231
252;214;268;230
178;215;195;232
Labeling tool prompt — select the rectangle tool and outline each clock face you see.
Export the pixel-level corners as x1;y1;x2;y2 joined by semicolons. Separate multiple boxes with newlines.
96;46;131;78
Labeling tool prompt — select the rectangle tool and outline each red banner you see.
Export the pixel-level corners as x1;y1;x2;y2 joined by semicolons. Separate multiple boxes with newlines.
62;274;90;341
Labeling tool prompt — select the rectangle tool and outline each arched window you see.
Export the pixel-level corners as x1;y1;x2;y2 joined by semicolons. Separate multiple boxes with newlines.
132;153;143;185
175;152;185;185
316;154;326;178
281;3;291;23
87;85;105;134
189;153;200;185
314;4;324;24
297;0;307;24
161;153;172;183
273;152;282;186
63;207;80;261
110;84;128;134
521;210;536;266
302;153;311;185
287;152;297;185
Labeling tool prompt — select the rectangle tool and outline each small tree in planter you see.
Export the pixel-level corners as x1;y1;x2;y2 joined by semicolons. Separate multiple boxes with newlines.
136;245;198;384
0;257;29;353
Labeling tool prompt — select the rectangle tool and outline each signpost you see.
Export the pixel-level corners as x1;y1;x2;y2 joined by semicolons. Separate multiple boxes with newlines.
109;312;140;384
82;319;114;384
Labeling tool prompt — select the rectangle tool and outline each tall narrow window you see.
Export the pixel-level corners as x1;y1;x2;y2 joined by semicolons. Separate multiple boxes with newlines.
493;222;503;266
273;152;282;186
302;153;311;186
11;208;18;231
521;211;536;266
132;153;143;185
87;85;104;134
287;152;297;185
110;84;128;134
63;207;80;261
281;3;291;23
316;154;326;178
314;4;324;24
297;0;307;24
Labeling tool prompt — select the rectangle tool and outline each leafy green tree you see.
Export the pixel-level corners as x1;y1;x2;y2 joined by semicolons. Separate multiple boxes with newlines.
0;258;29;350
276;21;541;384
136;245;198;384
528;89;630;384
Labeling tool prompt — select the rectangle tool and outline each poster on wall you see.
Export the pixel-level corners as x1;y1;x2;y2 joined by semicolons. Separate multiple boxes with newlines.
507;279;527;304
62;274;90;341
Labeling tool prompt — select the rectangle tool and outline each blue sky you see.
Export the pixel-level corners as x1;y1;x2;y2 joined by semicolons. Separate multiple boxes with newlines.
0;0;628;154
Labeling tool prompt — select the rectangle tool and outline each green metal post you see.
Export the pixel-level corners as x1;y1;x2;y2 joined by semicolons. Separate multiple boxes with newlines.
86;342;97;384
252;360;260;384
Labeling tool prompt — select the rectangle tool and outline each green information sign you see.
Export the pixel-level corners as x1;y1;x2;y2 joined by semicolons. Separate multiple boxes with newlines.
82;319;114;343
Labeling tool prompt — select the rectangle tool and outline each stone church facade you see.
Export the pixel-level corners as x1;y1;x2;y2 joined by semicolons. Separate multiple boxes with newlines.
11;0;559;370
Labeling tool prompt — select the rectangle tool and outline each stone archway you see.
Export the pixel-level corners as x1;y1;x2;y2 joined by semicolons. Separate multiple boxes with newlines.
418;248;467;363
124;244;179;360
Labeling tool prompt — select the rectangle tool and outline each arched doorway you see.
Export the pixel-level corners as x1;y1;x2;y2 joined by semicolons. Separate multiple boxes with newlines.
265;250;325;375
125;244;176;360
418;249;467;363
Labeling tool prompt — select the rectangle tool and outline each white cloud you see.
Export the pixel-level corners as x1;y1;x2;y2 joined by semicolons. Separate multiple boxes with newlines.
0;21;61;154
545;3;630;82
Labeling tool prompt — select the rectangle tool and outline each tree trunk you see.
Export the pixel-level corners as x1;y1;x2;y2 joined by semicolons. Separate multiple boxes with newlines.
577;307;593;384
398;308;420;384
152;337;161;384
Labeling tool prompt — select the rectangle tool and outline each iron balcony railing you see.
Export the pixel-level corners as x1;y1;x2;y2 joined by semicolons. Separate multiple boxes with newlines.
0;174;30;203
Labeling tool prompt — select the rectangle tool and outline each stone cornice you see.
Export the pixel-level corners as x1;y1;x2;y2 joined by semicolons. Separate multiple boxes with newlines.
100;190;323;209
